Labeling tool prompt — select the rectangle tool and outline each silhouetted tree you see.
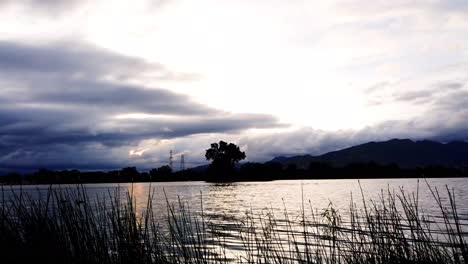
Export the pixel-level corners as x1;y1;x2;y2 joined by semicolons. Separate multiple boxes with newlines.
34;168;55;183
1;173;22;184
205;141;246;178
149;165;172;180
158;165;173;175
120;167;139;181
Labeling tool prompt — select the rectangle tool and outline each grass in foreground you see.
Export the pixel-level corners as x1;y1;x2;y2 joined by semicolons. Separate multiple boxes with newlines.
0;181;467;264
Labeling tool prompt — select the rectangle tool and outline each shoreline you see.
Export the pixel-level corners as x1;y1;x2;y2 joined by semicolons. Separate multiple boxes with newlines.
1;175;467;187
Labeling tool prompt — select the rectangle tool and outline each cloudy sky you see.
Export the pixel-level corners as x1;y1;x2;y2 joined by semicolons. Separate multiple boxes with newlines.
1;0;468;172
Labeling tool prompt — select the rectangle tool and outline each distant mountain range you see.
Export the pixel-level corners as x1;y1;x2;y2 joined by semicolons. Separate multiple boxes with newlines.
270;139;468;169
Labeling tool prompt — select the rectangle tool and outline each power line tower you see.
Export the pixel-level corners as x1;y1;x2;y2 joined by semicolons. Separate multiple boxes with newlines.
180;154;185;171
169;150;173;170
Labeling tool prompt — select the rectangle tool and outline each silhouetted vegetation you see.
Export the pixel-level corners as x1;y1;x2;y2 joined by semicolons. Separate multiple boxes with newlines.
0;161;466;185
2;139;468;184
1;183;467;263
205;141;246;181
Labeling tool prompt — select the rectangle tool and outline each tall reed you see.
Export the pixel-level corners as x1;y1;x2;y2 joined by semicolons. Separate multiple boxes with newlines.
0;181;466;264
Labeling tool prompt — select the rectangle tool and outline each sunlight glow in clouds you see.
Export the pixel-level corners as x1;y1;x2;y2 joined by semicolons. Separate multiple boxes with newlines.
129;148;149;157
77;0;468;131
83;0;372;130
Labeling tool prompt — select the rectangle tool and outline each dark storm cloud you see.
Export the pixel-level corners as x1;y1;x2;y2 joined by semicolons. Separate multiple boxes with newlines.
0;40;282;171
364;81;389;94
110;113;282;139
394;90;430;102
365;80;466;105
0;0;84;16
0;0;81;7
434;0;468;12
19;80;211;115
0;41;198;81
394;81;465;103
435;81;464;90
337;0;468;18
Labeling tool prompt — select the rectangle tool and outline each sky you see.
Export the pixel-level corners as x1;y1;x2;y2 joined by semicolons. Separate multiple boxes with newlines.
1;0;468;172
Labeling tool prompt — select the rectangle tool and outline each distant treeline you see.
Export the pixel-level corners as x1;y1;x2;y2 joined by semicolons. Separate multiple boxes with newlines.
1;161;466;185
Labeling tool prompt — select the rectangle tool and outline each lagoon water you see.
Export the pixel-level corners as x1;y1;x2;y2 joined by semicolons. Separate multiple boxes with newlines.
3;178;468;259
4;178;468;225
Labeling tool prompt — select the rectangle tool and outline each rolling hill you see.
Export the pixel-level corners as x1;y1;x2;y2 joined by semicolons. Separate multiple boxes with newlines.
270;139;468;169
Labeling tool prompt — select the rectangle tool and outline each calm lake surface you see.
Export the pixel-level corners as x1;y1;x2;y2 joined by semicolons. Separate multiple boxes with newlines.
4;178;468;224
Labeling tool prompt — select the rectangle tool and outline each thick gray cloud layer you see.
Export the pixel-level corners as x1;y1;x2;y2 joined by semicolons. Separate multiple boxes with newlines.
0;40;281;171
2;39;468;171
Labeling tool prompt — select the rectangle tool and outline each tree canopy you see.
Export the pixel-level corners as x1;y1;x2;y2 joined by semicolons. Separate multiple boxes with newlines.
205;141;246;176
